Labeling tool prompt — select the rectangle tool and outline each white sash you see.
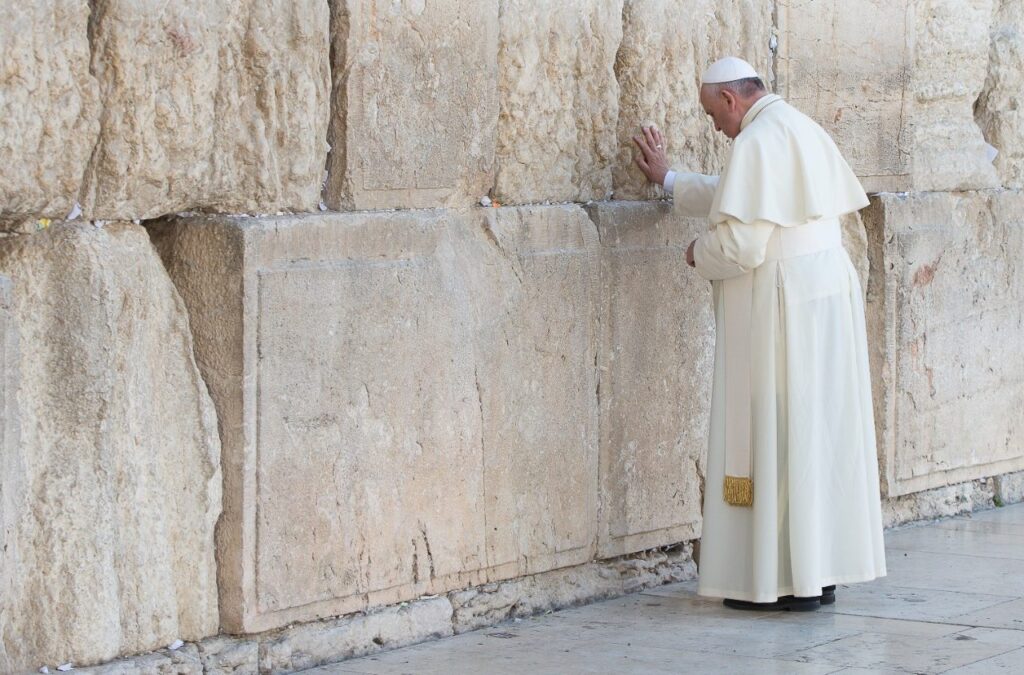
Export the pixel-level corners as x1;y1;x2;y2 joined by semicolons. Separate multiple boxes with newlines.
721;218;843;507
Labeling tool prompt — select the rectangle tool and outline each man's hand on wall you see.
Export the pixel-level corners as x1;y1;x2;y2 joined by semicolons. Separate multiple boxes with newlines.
633;126;669;186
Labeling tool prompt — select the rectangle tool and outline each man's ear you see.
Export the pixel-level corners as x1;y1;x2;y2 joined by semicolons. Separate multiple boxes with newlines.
720;88;738;111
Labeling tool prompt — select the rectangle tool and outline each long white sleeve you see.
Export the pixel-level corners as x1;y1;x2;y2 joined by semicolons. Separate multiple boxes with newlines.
671;171;720;218
693;219;776;281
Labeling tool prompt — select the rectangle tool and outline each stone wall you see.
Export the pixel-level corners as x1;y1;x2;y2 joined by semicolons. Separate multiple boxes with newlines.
0;0;1023;671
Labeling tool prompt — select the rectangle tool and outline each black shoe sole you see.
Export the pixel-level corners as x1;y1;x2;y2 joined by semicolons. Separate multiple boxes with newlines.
723;597;821;612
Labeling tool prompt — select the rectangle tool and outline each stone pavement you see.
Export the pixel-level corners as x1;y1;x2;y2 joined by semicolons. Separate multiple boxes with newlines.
305;504;1024;674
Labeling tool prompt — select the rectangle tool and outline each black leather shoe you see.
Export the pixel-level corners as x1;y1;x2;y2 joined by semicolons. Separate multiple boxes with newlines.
723;595;821;612
820;585;836;605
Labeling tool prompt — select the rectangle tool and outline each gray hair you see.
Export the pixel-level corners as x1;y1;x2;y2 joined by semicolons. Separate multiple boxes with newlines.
703;77;766;98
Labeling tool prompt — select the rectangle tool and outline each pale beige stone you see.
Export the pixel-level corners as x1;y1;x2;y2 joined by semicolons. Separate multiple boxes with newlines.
613;0;774;200
197;636;258;675
80;1;330;219
585;202;712;558
776;0;911;193
0;224;221;671
152;205;604;632
259;597;453;674
493;0;623;204
75;644;202;675
882;478;998;528
0;276;20;673
450;543;696;634
466;206;600;580
977;0;1024;188
994;470;1024;506
863;191;1024;499
324;1;498;210
0;1;99;227
152;211;489;633
911;0;1000;191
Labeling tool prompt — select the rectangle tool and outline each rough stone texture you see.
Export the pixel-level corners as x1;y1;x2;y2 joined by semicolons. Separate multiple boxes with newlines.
585;202;712;557
493;0;623;204
324;1;498;210
0;224;222;671
259;597;453;674
977;0;1024;189
883;477;999;528
0;1;99;228
197;637;258;675
613;0;774;200
0;277;19;672
470;206;601;581
911;0;1000;191
994;470;1024;505
74;644;202;675
80;1;331;219
449;543;696;634
776;0;912;193
863;191;1024;499
151;205;600;633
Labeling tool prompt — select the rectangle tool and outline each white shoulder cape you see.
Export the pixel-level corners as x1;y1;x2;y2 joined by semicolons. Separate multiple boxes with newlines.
708;97;870;227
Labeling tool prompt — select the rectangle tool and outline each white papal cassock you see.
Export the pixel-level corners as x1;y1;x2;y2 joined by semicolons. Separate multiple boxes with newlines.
672;94;887;601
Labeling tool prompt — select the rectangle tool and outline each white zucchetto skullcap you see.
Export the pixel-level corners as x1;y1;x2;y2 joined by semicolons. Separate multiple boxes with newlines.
701;57;759;85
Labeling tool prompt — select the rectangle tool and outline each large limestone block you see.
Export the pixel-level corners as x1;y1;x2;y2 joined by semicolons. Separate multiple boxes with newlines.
151;211;489;633
613;0;774;200
911;0;1000;191
776;0;911;193
977;0;1024;188
152;205;602;632
0;276;19;671
0;1;99;227
586;202;713;558
467;206;600;579
0;224;221;671
324;1;498;210
863;191;1024;498
493;0;623;204
80;1;330;219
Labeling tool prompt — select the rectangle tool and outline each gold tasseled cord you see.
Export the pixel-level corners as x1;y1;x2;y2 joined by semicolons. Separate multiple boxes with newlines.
723;475;753;507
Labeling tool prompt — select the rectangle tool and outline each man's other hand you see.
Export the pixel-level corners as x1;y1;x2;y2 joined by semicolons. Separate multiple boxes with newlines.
633;126;669;186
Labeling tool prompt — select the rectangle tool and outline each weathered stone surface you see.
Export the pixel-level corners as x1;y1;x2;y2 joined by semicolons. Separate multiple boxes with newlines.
198;636;258;675
882;477;998;528
468;206;600;580
863;191;1024;498
0;1;99;227
0;276;19;672
0;224;221;671
75;644;202;675
152;205;602;632
494;0;623;204
776;0;911;193
585;202;712;557
911;0;1000;191
324;1;498;210
80;1;330;219
449;543;696;634
994;470;1024;506
977;0;1024;189
259;597;453;674
613;0;774;200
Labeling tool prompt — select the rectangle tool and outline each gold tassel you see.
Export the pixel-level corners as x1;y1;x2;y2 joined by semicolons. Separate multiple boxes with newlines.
723;475;753;507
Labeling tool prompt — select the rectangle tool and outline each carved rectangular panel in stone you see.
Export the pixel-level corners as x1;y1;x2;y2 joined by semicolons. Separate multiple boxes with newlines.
0;1;98;227
586;202;713;558
155;205;605;633
613;0;774;200
465;206;600;580
864;191;1024;498
776;0;911;193
325;1;499;210
493;0;623;204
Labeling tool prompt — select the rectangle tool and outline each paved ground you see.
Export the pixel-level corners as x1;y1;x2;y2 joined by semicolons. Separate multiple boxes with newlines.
306;504;1024;674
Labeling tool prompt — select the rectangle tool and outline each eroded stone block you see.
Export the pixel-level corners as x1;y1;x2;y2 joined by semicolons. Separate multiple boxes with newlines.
613;0;774;200
864;191;1024;498
586;202;712;557
777;0;911;193
911;0;1000;191
0;1;99;227
324;1;498;210
493;0;623;204
80;0;330;219
0;223;221;671
977;0;1024;189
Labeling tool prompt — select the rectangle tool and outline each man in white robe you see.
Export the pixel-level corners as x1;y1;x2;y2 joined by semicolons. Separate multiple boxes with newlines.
633;57;887;611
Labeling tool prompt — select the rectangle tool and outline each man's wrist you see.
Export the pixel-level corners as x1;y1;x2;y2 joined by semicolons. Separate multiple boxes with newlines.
663;170;676;193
